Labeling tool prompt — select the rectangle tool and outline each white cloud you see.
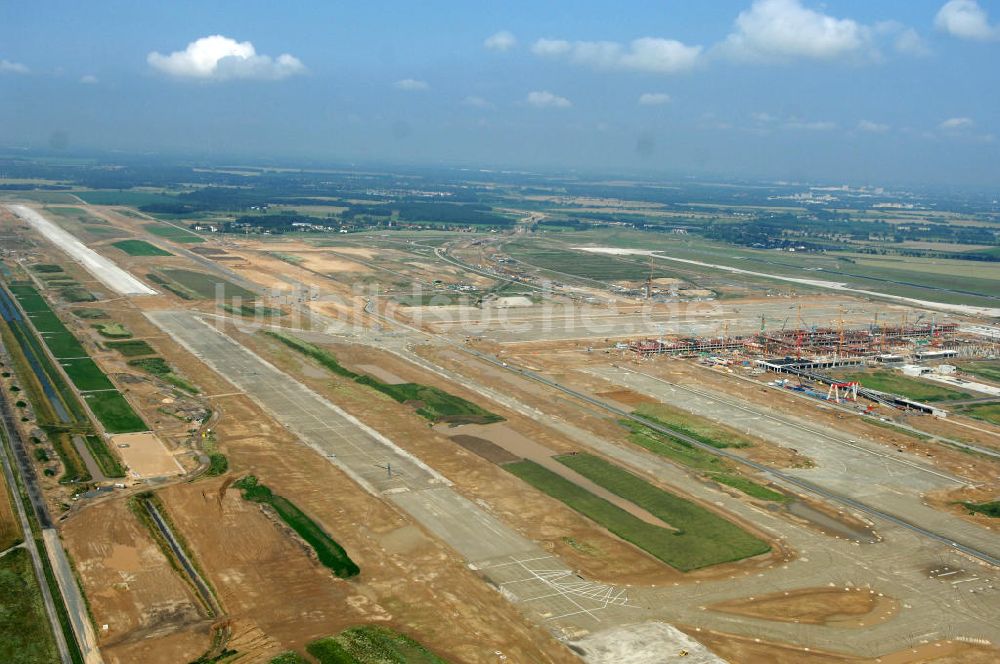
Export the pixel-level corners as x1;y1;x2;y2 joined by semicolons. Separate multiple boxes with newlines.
638;92;671;106
526;90;572;109
147;35;304;81
940;116;974;129
0;59;29;74
484;30;517;52
894;28;932;56
720;0;871;62
785;118;837;131
463;95;493;109
858;120;890;132
394;78;429;91
532;37;701;73
935;0;999;41
80;74;99;84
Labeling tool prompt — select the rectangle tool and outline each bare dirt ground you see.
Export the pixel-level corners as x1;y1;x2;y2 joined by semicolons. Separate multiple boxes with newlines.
111;432;183;479
252;334;783;586
925;485;1000;531
157;391;580;664
709;587;898;627
61;498;209;664
0;471;20;550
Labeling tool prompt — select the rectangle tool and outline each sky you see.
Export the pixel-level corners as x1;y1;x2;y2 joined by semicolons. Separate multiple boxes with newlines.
1;0;999;187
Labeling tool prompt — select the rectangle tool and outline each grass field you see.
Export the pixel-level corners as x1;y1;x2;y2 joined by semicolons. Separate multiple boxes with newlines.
128;357;199;394
159;269;256;300
709;474;787;502
92;322;131;338
960;500;1000;518
958;361;1000;384
111;239;171;257
266;331;502;424
82;391;147;434
525;228;1000;308
620;419;728;472
144;223;205;243
634;403;751;449
956;402;1000;426
30;264;63;274
58;286;95;303
234;476;359;578
836;370;972;402
59;358;115;391
0;548;60;664
106;339;155;357
555;453;770;569
307;626;448;664
505;240;685;283
269;653;307;664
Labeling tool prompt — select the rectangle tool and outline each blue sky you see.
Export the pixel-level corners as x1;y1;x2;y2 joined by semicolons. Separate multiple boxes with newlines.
1;1;998;186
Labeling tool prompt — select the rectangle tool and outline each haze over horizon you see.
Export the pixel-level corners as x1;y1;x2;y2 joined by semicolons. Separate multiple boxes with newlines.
2;0;999;187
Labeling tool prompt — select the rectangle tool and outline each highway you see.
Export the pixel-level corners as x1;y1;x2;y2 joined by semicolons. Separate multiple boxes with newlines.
0;386;72;664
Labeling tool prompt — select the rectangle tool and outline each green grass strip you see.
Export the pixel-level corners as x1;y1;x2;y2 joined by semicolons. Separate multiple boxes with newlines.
234;476;359;578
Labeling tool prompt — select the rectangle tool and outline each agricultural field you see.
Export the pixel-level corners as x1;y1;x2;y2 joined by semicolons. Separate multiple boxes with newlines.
0;549;59;664
836;370;972;402
111;239;171;256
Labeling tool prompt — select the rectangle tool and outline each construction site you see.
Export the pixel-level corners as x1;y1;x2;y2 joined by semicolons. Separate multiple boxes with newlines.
1;199;999;664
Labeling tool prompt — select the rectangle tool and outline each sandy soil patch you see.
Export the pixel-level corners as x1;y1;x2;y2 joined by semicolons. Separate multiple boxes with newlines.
112;432;184;479
710;587;898;627
354;364;406;384
296;252;371;274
